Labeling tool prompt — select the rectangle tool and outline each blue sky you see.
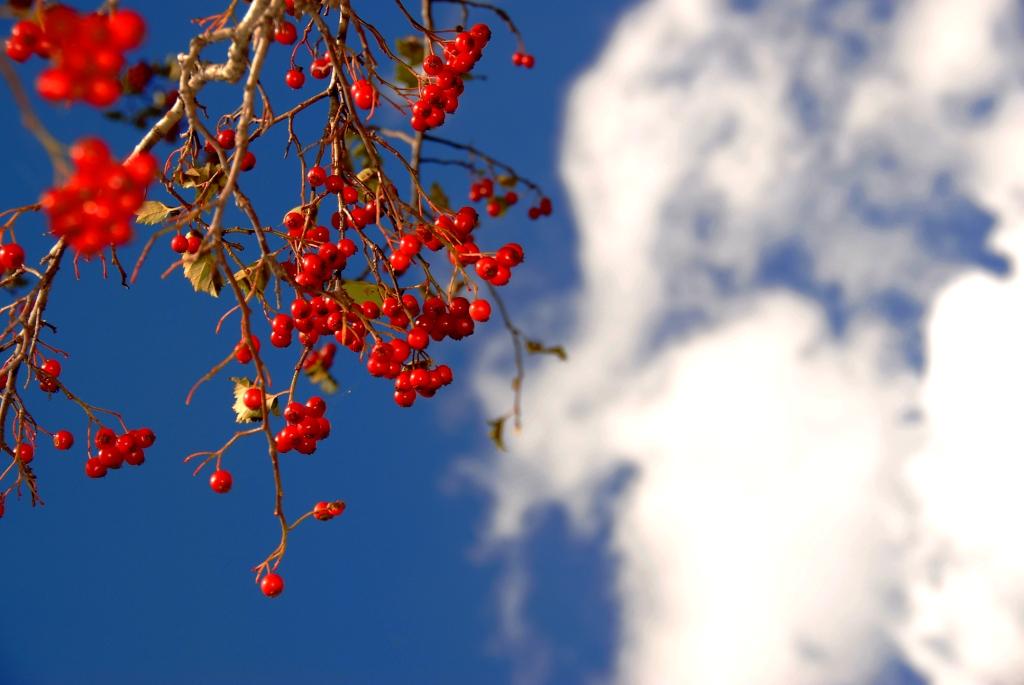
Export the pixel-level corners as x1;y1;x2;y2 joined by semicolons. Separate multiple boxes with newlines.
4;1;1024;684
0;1;626;683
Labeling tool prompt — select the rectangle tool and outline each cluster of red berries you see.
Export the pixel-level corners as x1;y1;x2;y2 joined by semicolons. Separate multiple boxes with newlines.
203;129;256;171
313;500;345;521
0;243;25;272
468;178;521;217
302;342;336;372
36;358;61;394
392;360;454;407
528;196;553;220
41;138;158;255
472;242;524;286
285;53;334;90
271;296;367;351
169;232;202;254
349;79;377;110
410;23;491;132
84;426;156;478
6;6;146;107
511;51;536;69
276;396;331;454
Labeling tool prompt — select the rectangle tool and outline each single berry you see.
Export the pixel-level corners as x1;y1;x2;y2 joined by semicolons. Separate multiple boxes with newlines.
261;572;284;597
469;299;491;322
209;469;233;494
243;387;264;411
53;430;74;451
285;68;305;90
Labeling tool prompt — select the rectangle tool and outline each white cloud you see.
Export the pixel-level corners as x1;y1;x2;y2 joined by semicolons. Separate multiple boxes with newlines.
468;0;1024;683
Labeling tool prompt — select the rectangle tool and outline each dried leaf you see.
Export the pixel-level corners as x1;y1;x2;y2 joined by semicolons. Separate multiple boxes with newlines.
487;416;507;452
525;339;568;361
135;200;175;225
230;377;277;423
496;174;518;188
234;260;270;297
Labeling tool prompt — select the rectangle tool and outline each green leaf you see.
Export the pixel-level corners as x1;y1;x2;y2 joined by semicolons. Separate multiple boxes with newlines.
525;339;568;361
340;279;382;306
428;182;450;211
135;200;175;225
348;138;372;170
303;359;339;395
395;65;419;89
487;416;507;452
182;249;223;297
395;36;425;66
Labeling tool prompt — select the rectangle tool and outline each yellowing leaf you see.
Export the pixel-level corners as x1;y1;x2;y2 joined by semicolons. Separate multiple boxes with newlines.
182;249;223;297
304;359;339;395
135;200;175;225
496;174;518;188
428;182;450;211
234;261;270;298
340;280;382;306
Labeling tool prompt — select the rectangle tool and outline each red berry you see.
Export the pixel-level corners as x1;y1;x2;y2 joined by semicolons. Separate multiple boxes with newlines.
41;358;61;377
310;57;332;79
108;10;146;50
285;68;305;89
475;256;499;280
209;469;233;494
305;396;326;417
240;151;256;171
0;244;25;271
115;433;137;455
313;501;334;521
170;234;188;253
260;572;284;597
243;387;264;411
5;37;32;62
469;299;491;322
84;77;121;107
423;54;444;75
216;129;236;150
53;430;74;451
16;443;33;464
274;21;297;45
133;428;156;448
85;457;107;479
307;166;327;187
407;328;429;350
98;446;123;469
95;427;116;448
